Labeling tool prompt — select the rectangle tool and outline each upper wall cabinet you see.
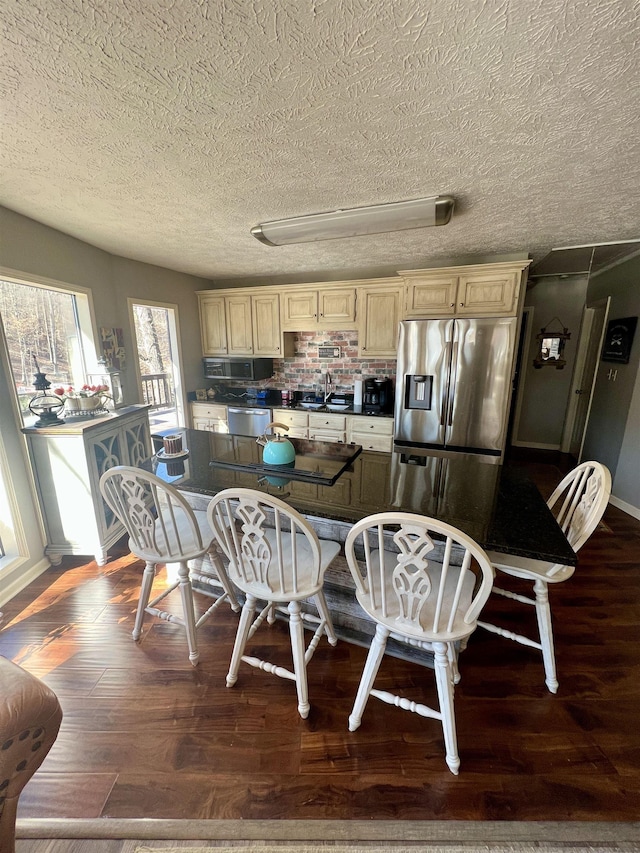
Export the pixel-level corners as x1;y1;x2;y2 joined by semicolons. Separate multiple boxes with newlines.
225;294;253;354
281;285;356;330
357;280;403;357
400;261;530;319
198;290;284;357
252;292;282;356
199;294;228;354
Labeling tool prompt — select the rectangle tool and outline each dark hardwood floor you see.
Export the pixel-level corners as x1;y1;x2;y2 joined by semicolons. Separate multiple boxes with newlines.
2;451;640;822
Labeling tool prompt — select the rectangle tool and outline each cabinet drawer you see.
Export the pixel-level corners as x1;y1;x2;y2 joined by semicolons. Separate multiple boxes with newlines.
286;427;309;439
308;429;345;444
308;412;347;430
272;408;308;428
191;403;227;420
349;432;393;453
347;415;393;436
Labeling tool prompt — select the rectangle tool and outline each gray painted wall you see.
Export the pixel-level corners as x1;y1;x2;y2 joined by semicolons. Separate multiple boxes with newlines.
517;276;588;447
0;206;214;599
0;206;214;401
583;254;640;509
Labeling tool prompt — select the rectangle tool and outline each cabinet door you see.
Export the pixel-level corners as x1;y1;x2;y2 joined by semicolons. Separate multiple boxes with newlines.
404;276;458;317
282;290;318;330
457;270;519;316
122;415;151;466
193;416;212;431
318;288;356;326
86;429;126;541
252;292;282;356
225;294;253;354
199;295;228;355
354;451;391;509
358;286;402;356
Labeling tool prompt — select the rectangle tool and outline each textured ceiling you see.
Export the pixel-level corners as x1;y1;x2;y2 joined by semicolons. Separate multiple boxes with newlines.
1;0;639;284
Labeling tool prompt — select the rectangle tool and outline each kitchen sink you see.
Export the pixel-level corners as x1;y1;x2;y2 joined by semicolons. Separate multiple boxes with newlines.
300;401;324;410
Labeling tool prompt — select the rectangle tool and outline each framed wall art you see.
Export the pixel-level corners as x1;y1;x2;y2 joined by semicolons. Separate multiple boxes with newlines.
601;316;638;364
100;327;126;370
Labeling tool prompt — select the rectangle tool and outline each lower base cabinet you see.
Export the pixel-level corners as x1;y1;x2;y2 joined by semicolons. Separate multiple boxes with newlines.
273;408;393;451
347;415;394;452
23;406;152;567
191;402;229;433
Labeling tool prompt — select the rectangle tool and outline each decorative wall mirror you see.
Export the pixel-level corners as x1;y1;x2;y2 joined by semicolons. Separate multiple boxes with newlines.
533;317;571;369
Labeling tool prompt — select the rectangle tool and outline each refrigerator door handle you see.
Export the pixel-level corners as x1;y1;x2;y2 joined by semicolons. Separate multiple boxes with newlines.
447;342;459;426
440;341;452;426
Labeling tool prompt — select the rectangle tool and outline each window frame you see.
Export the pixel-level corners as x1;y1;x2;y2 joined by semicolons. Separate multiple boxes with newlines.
0;267;102;425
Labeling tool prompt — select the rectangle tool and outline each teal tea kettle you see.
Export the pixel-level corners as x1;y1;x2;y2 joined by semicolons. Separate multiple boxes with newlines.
256;422;296;466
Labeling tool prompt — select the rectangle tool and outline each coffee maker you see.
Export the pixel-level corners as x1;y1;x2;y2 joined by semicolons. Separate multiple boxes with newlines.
363;377;393;413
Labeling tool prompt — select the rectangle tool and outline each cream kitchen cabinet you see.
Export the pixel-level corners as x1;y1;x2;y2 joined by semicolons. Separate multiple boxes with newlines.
308;412;347;444
22;406;151;567
225;294;253;354
400;261;530;319
199;293;228;354
347;415;394;453
252;292;284;356
281;286;356;330
191;402;228;433
197;290;285;357
271;408;309;439
357;281;403;357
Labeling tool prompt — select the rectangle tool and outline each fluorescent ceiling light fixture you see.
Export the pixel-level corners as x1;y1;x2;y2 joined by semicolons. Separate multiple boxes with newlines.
251;195;455;246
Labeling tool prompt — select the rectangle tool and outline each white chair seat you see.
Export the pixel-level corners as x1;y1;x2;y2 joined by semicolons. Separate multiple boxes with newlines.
485;550;575;583
208;488;340;719
358;548;476;641
344;512;494;775
229;528;340;602
100;466;238;666
478;461;611;693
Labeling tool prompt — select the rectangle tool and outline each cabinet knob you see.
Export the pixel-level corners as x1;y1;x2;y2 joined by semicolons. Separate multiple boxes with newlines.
450;303;455;307
459;302;464;306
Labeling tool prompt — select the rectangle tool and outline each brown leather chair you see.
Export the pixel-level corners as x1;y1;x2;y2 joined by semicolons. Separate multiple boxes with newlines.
0;657;62;853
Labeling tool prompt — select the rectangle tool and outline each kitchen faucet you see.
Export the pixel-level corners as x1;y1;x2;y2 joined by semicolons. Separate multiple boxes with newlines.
324;371;332;402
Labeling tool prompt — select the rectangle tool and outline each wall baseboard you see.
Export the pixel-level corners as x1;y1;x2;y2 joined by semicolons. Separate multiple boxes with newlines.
511;441;562;451
0;557;50;608
609;495;640;521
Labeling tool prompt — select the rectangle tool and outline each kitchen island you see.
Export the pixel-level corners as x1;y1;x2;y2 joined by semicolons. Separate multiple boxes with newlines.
149;428;576;662
150;427;575;566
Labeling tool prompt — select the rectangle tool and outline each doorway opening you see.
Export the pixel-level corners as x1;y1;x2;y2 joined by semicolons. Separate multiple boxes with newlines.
129;300;185;431
561;297;610;461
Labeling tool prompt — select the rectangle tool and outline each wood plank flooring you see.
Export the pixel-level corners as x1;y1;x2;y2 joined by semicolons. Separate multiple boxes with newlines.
3;451;640;822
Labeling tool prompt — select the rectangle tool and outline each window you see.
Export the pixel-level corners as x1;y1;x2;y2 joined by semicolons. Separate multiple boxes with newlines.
129;299;184;430
0;277;96;424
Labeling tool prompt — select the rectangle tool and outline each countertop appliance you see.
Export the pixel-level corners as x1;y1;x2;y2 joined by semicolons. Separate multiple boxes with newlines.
394;318;518;458
227;406;273;437
363;377;393;413
203;357;273;381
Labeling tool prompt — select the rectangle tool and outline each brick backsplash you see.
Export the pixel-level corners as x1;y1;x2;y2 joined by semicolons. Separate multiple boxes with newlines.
229;330;396;393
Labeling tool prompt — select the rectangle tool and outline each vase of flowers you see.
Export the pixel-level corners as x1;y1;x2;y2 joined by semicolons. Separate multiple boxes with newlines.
54;384;111;414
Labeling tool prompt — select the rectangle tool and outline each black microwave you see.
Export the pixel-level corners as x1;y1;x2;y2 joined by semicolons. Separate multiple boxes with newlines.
203;357;274;381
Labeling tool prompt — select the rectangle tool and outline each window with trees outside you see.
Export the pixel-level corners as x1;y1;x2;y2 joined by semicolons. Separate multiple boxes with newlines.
0;277;96;425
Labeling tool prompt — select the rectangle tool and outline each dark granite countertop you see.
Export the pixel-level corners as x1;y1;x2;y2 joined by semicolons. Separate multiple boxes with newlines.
190;391;394;418
149;428;576;567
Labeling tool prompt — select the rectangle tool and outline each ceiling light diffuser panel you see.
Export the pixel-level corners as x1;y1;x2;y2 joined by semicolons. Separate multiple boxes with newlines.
251;195;455;246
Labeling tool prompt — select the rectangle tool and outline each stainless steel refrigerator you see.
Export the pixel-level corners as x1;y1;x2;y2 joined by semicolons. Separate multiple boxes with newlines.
394;317;518;458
